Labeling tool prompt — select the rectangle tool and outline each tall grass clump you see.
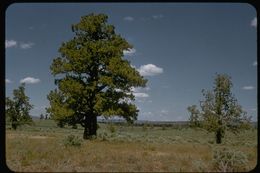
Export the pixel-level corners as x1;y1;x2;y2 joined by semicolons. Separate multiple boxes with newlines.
108;124;116;133
63;134;82;147
213;147;248;172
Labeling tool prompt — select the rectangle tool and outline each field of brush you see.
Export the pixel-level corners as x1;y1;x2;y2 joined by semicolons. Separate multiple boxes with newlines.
6;119;257;172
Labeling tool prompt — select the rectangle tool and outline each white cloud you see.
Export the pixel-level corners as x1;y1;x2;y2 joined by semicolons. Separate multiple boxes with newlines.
124;16;134;21
250;108;257;112
143;111;153;116
133;92;149;98
5;79;12;84
5;40;17;48
152;14;164;20
131;87;150;100
20;42;34;49
161;109;169;114
251;17;257;27
131;86;150;92
123;48;136;56
242;86;254;90
20;77;40;84
144;87;150;91
6;40;35;49
253;61;257;66
138;64;163;76
159;109;170;117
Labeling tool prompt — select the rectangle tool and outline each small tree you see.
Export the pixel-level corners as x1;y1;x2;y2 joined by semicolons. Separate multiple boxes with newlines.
40;114;44;120
5;83;33;130
187;105;201;127
188;74;250;144
45;113;48;120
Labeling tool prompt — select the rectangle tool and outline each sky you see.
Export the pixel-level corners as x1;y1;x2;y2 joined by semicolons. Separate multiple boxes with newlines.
5;3;257;121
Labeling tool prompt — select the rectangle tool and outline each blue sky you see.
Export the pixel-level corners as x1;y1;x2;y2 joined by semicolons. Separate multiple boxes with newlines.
5;3;257;121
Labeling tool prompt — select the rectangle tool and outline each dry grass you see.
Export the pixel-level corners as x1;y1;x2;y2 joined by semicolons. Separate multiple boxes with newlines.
5;121;257;172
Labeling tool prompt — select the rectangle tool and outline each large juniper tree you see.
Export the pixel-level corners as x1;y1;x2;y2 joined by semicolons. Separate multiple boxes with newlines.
188;74;250;144
47;13;147;139
5;83;33;130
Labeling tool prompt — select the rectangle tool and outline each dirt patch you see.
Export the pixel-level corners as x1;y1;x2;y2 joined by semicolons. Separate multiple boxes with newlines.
29;136;50;139
6;134;53;139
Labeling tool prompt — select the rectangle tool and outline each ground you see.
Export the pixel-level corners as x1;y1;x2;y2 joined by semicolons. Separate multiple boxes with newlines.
6;119;257;172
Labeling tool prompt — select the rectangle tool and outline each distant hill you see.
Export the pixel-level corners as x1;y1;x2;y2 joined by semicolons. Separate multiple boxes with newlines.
31;116;40;120
31;115;257;128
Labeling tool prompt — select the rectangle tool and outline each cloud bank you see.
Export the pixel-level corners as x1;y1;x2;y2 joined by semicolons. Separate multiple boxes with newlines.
5;40;17;48
124;16;134;21
20;42;34;49
152;14;164;20
5;79;12;84
242;86;254;90
123;48;136;56
5;40;35;49
251;17;257;27
133;92;149;98
20;77;40;84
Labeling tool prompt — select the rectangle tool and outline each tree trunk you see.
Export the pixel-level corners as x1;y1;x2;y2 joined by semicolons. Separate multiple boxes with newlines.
216;128;223;144
83;115;97;140
215;120;224;144
11;123;17;130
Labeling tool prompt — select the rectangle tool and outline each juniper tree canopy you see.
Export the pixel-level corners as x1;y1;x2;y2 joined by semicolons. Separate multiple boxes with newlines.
6;83;33;130
47;13;147;139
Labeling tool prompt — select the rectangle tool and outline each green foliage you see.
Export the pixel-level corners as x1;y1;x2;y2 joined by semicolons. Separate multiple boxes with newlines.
187;105;201;127
63;135;82;147
5;83;33;130
98;132;109;141
213;147;248;172
40;114;44;120
161;125;166;130
47;13;147;139
72;124;78;129
188;74;251;144
142;124;148;131
108;124;116;133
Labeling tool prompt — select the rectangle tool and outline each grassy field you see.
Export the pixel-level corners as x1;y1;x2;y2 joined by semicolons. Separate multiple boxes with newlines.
6;119;257;172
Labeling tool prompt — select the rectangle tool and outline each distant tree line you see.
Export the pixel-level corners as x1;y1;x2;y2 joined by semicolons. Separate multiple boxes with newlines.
39;113;50;120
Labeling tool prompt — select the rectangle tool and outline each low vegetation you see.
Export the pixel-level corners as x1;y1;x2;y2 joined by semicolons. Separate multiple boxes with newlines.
6;119;257;172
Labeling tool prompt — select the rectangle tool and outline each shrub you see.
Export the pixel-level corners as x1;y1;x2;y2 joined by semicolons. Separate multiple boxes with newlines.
108;124;116;133
63;135;82;147
192;159;209;172
98;132;109;141
72;124;77;129
213;147;248;172
161;125;166;130
142;124;148;131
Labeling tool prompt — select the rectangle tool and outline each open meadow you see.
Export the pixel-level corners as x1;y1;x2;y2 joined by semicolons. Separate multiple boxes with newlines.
6;119;257;172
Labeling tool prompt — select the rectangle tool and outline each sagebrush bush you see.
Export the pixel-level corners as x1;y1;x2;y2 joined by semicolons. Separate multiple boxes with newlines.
98;132;109;141
108;124;116;133
213;147;248;172
63;135;82;147
142;124;148;131
192;159;209;172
